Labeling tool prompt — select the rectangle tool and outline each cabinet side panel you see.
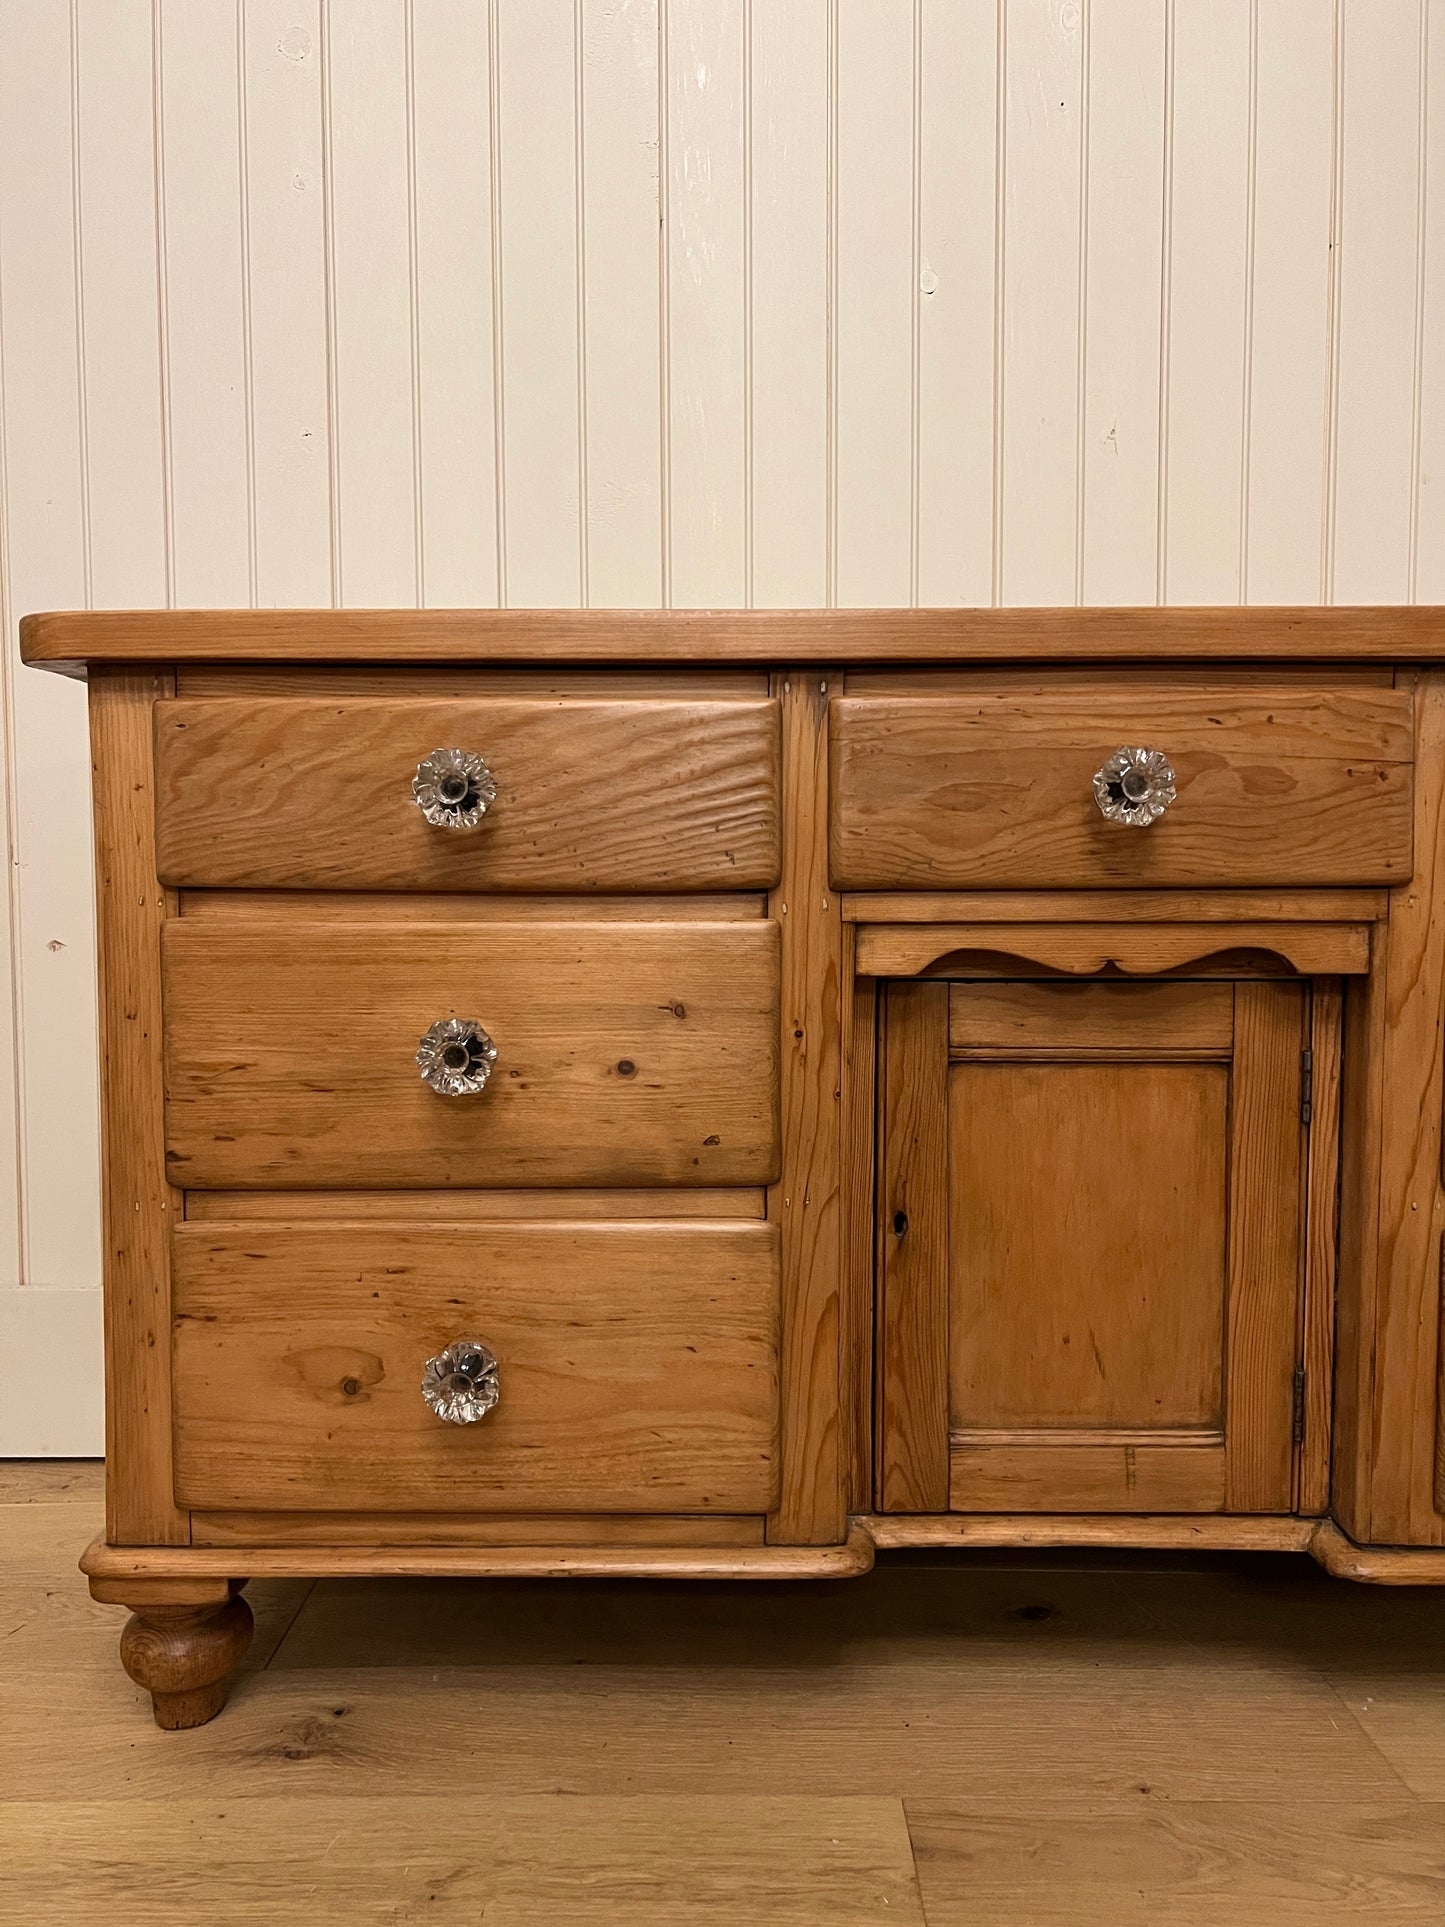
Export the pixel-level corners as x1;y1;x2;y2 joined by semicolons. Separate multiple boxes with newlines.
1335;940;1388;1537
1355;671;1445;1542
90;669;188;1544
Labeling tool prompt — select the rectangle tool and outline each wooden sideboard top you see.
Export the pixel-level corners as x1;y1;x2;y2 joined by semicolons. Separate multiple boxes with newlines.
19;604;1445;669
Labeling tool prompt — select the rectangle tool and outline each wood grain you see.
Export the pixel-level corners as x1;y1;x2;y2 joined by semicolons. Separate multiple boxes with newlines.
856;922;1371;979
1338;671;1445;1543
844;887;1390;923
881;978;1306;1518
87;670;189;1546
170;1220;780;1514
1301;979;1343;1515
2;1794;924;1923
1223;982;1307;1511
1309;1520;1445;1584
183;1188;767;1221
866;1513;1316;1550
907;1799;1445;1924
81;1526;876;1583
22;603;1445;665
766;672;846;1545
831;687;1414;888
948;1059;1229;1432
154;695;782;890
162;920;780;1189
177;889;767;922
947;1445;1228;1514
839;927;876;1513
1334;928;1389;1538
842;666;1403;694
875;982;950;1512
174;666;772;698
947;979;1235;1056
189;1512;767;1549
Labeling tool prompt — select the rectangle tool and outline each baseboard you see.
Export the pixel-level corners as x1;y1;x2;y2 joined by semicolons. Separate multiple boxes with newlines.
0;1286;103;1454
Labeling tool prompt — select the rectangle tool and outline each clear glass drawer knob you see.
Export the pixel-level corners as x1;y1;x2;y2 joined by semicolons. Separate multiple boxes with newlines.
422;1339;500;1424
412;747;497;829
1092;746;1176;827
416;1017;497;1097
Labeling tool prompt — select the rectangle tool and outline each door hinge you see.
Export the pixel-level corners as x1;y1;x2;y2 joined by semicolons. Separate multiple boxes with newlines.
1292;1366;1307;1445
1299;1047;1314;1125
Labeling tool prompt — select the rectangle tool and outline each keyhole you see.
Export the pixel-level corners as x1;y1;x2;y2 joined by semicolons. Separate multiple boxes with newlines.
893;1210;909;1237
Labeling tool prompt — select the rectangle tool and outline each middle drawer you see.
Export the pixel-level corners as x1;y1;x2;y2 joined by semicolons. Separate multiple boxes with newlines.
162;919;780;1189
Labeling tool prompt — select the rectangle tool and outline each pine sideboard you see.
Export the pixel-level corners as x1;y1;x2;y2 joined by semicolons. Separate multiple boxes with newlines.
22;605;1445;1730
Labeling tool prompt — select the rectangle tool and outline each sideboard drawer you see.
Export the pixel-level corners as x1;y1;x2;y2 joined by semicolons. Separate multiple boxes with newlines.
830;685;1414;888
162;920;779;1189
171;1220;779;1513
153;695;781;891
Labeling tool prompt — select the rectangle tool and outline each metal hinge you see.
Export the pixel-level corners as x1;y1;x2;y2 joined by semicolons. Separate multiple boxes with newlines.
1292;1367;1307;1444
1299;1047;1314;1125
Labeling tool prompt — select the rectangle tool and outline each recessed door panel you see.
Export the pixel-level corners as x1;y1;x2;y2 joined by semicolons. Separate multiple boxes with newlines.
949;1060;1229;1432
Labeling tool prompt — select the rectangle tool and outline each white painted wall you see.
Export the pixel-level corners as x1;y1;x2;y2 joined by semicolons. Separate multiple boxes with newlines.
1;0;1442;1452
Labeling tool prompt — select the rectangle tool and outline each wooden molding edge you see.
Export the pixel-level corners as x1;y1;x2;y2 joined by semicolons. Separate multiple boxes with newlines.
80;1527;877;1586
861;1514;1318;1552
21;604;1445;667
855;923;1372;980
79;1520;1445;1587
1307;1520;1445;1584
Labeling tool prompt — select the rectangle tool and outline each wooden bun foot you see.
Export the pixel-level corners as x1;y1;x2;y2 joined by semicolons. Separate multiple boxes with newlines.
118;1592;254;1730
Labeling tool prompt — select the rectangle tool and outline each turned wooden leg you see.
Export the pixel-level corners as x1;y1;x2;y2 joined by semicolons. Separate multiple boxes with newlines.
118;1590;254;1730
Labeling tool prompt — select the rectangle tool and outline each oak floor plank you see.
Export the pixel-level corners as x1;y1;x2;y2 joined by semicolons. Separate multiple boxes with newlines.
0;1459;103;1503
1;1795;925;1925
4;1546;1408;1806
906;1800;1445;1925
1323;1673;1445;1801
3;1467;1441;1925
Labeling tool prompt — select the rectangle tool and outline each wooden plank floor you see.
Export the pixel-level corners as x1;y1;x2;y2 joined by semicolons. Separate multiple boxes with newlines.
3;1467;1445;1923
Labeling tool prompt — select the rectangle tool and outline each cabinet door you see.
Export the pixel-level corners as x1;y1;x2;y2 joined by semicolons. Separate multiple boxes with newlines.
877;978;1307;1514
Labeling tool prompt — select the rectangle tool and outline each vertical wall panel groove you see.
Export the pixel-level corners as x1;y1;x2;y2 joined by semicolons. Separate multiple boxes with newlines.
1162;0;1252;601
749;0;829;606
1245;0;1334;604
1332;0;1426;602
496;0;583;605
998;0;1084;606
1081;0;1166;605
412;0;500;606
916;0;996;607
1418;0;1445;599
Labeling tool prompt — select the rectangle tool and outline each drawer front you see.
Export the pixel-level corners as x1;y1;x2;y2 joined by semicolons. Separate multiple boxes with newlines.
171;1220;779;1513
154;695;781;890
830;686;1414;888
162;920;779;1188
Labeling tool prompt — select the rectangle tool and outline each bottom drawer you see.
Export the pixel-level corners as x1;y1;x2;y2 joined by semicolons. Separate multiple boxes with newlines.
172;1219;779;1514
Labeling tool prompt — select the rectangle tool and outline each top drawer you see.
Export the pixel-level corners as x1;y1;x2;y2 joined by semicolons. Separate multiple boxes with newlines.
153;695;781;891
829;685;1414;890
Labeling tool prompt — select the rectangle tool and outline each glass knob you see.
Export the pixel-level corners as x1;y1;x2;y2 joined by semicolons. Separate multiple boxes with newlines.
422;1339;500;1424
412;748;497;829
1092;746;1176;827
416;1017;497;1097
